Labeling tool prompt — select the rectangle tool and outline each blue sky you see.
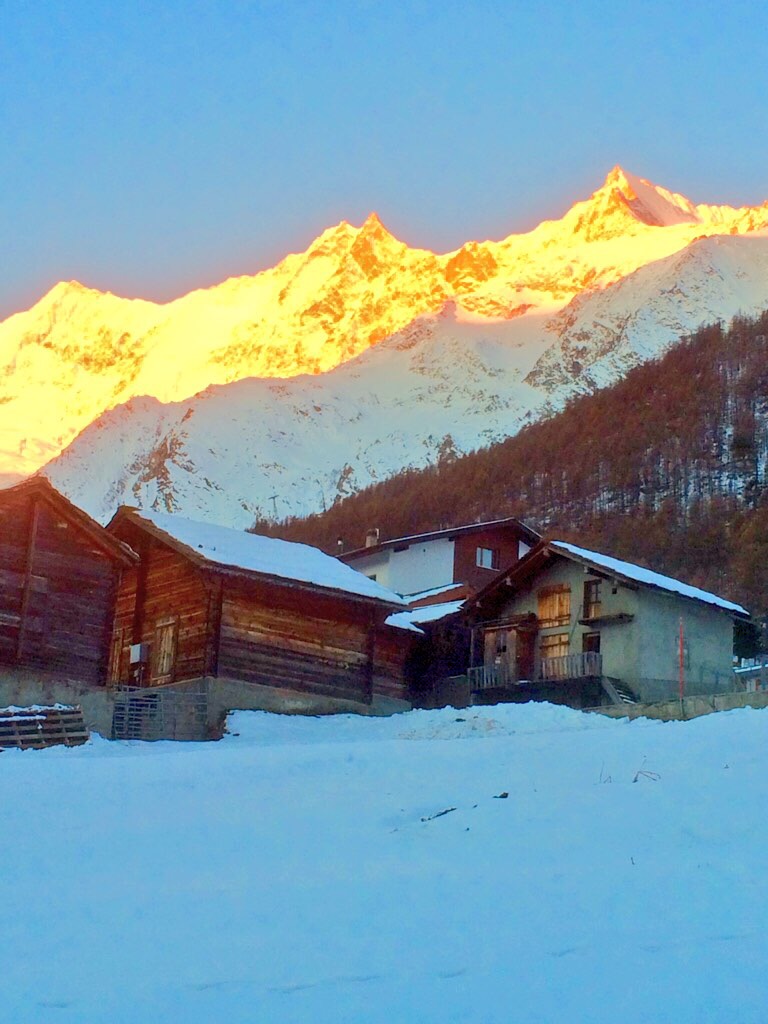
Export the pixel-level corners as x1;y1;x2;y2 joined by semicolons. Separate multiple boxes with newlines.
2;0;767;317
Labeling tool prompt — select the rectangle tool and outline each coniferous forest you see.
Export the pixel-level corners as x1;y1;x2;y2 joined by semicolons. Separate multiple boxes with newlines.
255;311;768;625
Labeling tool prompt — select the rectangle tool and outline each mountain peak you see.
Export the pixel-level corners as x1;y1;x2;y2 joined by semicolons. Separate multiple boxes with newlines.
603;165;634;189
358;211;393;238
570;166;701;239
39;280;102;308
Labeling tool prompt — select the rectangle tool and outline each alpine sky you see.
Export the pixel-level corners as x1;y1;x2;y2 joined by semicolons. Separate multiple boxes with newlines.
2;0;767;318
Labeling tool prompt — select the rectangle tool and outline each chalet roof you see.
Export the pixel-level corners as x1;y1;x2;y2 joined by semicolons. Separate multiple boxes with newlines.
0;477;137;565
404;582;463;602
110;508;407;608
386;599;466;634
471;539;750;619
340;516;540;561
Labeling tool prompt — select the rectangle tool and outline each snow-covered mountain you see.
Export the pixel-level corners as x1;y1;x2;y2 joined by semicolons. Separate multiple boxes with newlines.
4;166;768;485
44;232;768;528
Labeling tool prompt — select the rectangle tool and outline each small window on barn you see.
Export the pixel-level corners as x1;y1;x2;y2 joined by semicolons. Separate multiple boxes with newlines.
537;584;571;628
477;547;499;570
152;619;178;682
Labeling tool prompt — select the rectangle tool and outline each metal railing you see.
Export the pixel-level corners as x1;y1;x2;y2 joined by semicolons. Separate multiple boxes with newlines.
468;651;603;691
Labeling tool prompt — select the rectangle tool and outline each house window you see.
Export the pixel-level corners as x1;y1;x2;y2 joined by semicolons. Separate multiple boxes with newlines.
540;633;570;660
537;584;571;628
477;547;499;570
582;632;601;654
152;619;178;681
583;579;602;619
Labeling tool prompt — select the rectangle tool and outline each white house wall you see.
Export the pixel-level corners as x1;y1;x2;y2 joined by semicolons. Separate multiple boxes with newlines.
385;538;456;596
345;538;455;594
347;550;393;589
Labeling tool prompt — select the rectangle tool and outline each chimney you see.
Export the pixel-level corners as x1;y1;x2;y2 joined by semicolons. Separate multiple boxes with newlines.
365;528;380;548
337;537;344;554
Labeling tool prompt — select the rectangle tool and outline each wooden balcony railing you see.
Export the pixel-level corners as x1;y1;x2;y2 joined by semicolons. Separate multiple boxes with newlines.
468;651;603;691
467;662;519;691
539;650;602;681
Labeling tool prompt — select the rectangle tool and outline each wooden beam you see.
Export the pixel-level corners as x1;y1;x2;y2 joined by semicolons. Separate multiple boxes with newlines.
366;614;378;704
131;536;150;644
206;576;224;678
16;497;41;662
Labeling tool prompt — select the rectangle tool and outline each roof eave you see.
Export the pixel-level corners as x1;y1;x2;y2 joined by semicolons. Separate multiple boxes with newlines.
2;478;138;566
341;516;541;562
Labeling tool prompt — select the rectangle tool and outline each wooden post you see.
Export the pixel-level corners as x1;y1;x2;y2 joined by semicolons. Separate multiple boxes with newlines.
101;569;122;686
205;577;224;679
363;618;376;705
678;617;685;708
131;537;150;644
16;497;41;662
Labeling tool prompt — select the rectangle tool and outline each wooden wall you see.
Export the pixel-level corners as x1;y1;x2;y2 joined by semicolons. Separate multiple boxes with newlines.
0;491;120;684
108;531;215;686
108;520;412;704
218;577;381;704
453;525;527;591
372;626;415;702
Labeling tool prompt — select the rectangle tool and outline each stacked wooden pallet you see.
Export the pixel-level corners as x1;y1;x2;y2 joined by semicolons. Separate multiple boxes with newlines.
0;705;89;749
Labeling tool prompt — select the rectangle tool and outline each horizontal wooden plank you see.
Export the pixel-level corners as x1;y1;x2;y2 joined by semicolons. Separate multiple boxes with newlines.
0;706;89;748
219;642;369;701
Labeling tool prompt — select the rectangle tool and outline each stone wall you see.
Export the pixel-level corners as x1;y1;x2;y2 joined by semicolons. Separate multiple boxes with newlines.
592;689;768;722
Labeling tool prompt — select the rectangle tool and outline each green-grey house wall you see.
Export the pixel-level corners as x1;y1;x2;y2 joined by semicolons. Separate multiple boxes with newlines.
480;556;736;702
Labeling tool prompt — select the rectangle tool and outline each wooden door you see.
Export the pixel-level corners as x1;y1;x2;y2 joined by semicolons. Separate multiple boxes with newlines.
483;627;517;686
516;629;535;681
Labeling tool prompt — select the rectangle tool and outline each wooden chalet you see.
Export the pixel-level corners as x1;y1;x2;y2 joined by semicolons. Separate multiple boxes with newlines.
0;478;137;685
106;508;414;711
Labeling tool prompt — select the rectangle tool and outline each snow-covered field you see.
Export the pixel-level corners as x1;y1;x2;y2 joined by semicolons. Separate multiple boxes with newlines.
2;702;766;1023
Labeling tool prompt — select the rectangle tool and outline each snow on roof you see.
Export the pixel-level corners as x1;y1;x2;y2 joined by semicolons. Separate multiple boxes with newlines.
386;599;465;633
550;541;749;617
132;510;407;606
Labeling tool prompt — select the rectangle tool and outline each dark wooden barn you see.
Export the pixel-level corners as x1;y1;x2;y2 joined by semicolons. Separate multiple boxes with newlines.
0;478;137;685
106;508;414;711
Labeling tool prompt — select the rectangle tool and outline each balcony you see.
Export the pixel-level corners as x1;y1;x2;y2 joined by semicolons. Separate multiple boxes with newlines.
539;650;602;681
468;651;603;692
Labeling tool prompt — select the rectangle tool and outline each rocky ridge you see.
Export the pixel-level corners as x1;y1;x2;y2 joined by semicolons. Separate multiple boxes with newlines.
4;166;768;482
44;231;768;527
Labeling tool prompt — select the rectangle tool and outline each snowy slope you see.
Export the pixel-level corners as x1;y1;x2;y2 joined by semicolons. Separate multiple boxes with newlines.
4;166;768;479
44;234;768;527
43;304;553;524
529;233;768;392
1;701;766;1023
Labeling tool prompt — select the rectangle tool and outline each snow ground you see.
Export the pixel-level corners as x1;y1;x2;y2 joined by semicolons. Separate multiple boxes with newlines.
2;702;766;1024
